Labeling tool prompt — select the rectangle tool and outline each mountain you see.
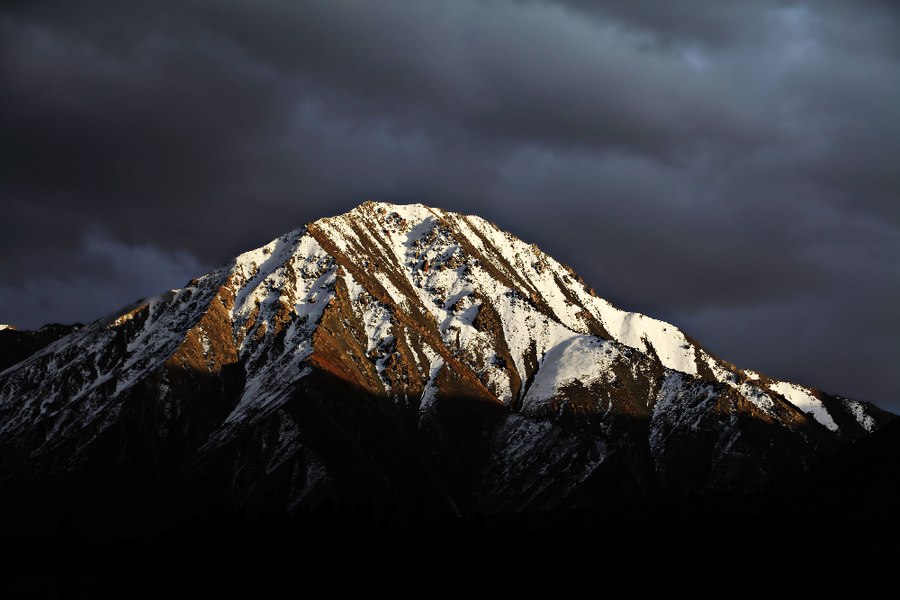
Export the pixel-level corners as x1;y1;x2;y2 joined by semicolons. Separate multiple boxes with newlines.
0;202;893;547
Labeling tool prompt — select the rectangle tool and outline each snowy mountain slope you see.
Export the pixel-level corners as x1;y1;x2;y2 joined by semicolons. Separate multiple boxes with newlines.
0;202;893;536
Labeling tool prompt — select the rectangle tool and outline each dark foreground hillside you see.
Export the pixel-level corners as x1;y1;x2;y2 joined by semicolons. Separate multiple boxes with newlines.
3;446;899;600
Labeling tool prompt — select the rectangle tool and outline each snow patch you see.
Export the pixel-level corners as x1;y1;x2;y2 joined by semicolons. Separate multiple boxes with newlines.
842;398;877;433
769;380;838;432
521;335;616;412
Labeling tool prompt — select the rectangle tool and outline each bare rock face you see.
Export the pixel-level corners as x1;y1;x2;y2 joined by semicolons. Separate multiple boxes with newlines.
0;202;893;539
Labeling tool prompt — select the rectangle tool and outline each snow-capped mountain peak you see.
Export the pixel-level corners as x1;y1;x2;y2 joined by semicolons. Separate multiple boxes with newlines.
0;202;892;532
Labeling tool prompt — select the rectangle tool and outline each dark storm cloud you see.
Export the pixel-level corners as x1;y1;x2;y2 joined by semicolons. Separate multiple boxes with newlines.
0;229;204;327
1;8;293;252
196;0;781;154
1;1;898;409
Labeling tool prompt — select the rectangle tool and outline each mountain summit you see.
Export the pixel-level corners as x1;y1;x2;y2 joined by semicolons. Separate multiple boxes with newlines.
0;202;892;538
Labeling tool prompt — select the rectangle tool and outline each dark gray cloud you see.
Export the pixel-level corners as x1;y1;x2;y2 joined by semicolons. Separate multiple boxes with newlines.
1;0;898;410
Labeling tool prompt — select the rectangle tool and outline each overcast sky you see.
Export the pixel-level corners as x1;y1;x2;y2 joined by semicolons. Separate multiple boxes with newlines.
1;1;898;411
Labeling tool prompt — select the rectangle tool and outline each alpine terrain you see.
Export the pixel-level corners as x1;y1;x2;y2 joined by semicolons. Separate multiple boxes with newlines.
0;202;893;546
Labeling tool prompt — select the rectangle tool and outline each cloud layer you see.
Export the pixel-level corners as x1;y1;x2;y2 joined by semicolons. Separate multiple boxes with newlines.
2;1;898;409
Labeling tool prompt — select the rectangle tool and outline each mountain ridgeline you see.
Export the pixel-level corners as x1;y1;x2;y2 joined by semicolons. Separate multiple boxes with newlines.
0;202;893;541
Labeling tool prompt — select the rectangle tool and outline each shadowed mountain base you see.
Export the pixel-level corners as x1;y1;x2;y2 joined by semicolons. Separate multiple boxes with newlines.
2;484;898;598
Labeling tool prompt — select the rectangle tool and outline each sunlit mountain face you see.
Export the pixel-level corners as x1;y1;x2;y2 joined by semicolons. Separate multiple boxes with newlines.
0;203;893;548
